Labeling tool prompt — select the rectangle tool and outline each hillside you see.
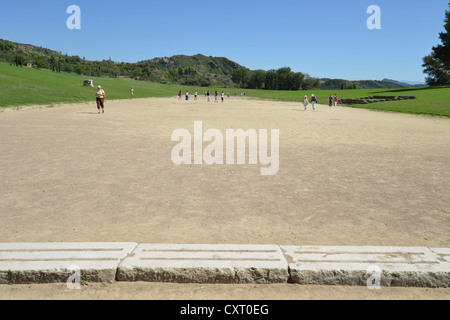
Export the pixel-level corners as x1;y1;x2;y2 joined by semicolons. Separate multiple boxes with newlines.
319;78;412;90
382;78;426;88
0;39;241;87
0;38;424;90
142;54;242;86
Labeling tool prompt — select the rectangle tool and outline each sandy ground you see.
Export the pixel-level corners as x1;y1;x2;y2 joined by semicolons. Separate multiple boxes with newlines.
1;282;449;300
0;96;449;299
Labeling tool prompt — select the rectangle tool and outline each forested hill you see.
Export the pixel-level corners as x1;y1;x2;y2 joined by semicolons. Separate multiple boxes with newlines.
0;39;241;87
0;39;419;90
142;54;242;86
319;78;409;90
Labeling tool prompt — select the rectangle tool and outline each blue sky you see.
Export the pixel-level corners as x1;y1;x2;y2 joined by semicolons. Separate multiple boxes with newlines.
0;0;448;82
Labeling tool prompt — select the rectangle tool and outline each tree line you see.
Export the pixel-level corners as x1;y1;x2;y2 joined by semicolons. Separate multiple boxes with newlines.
231;67;320;90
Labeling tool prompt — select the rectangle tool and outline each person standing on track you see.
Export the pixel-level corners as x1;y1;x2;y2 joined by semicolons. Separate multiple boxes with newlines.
303;95;309;110
311;94;317;111
96;85;106;114
334;94;339;107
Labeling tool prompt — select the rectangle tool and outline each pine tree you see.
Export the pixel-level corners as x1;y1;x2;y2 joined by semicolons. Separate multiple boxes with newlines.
422;3;450;86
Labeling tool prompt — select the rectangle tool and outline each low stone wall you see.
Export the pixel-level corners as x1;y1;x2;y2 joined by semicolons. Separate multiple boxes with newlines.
340;96;416;105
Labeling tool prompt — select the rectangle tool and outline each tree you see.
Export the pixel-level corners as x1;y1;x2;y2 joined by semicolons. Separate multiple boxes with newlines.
248;69;266;89
347;82;360;90
291;72;305;90
49;54;57;72
35;59;50;69
14;55;24;67
422;53;450;86
264;70;279;90
302;74;320;90
433;4;450;68
63;63;73;73
276;67;292;90
57;56;62;73
423;3;450;86
0;40;15;52
74;64;85;75
231;68;250;87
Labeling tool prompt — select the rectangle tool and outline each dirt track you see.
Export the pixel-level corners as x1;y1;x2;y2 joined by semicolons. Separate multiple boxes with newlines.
0;97;449;247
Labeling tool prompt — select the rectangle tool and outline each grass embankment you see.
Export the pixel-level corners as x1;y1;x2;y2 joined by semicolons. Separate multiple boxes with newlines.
1;64;449;116
240;87;450;117
0;64;176;107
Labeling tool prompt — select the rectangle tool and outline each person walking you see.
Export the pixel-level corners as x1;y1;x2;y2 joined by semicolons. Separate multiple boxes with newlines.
185;91;189;101
303;95;309;110
311;94;317;111
96;85;106;114
194;91;198;100
178;90;182;100
130;87;134;99
215;91;218;103
207;91;211;102
334;94;339;107
221;91;225;103
329;95;333;107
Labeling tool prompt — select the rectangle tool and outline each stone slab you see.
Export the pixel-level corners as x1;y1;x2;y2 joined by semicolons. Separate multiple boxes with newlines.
431;248;450;263
0;243;138;284
1;243;449;287
281;246;450;288
117;244;289;284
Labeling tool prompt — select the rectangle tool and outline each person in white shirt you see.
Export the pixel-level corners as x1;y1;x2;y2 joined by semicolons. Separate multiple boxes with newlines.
311;94;317;111
130;88;134;99
96;85;106;114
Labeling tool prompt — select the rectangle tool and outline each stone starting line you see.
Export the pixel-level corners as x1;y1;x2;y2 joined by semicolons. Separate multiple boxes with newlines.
0;243;449;288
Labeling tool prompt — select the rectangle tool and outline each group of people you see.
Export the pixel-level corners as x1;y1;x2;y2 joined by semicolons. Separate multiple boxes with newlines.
179;90;226;103
95;86;340;114
302;94;339;111
329;94;339;107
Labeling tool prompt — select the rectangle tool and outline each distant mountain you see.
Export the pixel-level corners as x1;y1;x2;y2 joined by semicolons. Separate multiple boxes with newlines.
382;78;425;87
320;78;408;90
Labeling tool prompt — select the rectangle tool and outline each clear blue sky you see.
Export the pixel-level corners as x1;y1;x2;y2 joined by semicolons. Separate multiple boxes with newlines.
0;0;448;82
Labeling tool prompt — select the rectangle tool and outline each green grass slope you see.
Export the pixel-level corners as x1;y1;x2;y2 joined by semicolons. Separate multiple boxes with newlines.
0;64;177;107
